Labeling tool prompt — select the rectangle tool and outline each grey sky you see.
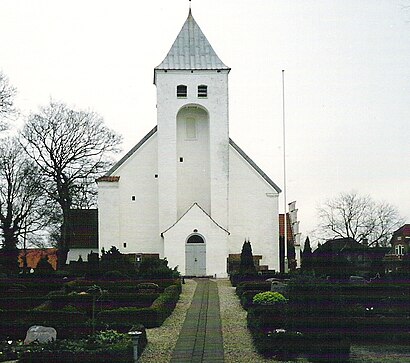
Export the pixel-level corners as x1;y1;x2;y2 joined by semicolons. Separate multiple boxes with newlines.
1;0;409;241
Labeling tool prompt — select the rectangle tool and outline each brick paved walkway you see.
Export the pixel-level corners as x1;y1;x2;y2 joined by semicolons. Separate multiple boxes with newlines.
170;278;224;362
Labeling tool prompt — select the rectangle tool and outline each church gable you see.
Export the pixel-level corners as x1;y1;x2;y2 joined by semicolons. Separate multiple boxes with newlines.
100;126;158;178
229;139;281;193
162;202;230;277
162;203;229;237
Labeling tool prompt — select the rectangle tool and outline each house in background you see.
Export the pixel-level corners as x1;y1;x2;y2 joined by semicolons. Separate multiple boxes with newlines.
383;224;410;273
66;209;99;262
279;201;301;272
97;9;282;277
18;248;57;270
279;213;295;272
311;237;387;277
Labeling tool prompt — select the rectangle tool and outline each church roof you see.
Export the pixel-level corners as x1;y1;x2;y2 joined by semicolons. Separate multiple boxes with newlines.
155;10;230;72
98;128;281;194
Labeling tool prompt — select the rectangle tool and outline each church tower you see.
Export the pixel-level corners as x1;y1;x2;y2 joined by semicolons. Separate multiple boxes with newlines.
155;10;231;236
155;10;231;276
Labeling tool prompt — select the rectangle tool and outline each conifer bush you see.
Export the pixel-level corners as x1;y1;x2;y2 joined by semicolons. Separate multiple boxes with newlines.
253;291;288;305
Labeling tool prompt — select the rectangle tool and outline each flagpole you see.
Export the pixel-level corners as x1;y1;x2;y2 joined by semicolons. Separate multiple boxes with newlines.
282;70;288;273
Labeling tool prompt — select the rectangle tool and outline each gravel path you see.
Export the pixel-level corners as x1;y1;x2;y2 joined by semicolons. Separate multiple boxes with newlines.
139;279;197;363
217;278;283;363
140;278;305;363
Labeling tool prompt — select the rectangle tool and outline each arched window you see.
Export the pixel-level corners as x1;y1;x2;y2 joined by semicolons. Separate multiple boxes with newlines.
187;235;204;243
177;85;187;98
197;85;207;98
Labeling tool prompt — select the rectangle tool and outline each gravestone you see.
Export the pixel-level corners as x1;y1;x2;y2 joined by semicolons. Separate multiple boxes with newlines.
268;279;288;296
24;325;57;345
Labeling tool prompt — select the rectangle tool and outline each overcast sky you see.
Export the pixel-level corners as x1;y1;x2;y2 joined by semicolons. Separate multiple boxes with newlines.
1;0;409;242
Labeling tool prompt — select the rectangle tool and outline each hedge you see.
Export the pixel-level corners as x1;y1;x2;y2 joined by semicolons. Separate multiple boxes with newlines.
240;290;263;310
0;296;50;310
98;284;181;328
247;304;350;361
64;278;181;294
230;272;287;287
49;292;160;315
345;316;410;343
0;309;87;324
236;281;271;298
0;278;66;295
0;282;181;340
20;350;132;363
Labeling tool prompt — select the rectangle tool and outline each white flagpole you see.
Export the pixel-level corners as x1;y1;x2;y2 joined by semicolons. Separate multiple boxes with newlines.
282;70;288;273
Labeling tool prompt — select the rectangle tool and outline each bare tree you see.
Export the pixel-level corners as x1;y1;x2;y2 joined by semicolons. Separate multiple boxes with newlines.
0;138;47;272
20;101;122;268
317;191;404;246
0;71;17;129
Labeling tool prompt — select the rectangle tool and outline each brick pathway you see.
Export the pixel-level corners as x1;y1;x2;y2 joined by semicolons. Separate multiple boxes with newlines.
170;278;224;362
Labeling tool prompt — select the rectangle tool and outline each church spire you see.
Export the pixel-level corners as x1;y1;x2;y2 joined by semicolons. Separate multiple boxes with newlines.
155;8;230;72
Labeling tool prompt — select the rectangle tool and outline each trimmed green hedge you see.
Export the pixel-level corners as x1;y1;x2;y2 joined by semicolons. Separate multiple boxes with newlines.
240;290;262;310
98;284;181;328
0;278;65;298
247;304;350;361
64;278;180;294
0;279;182;340
0;309;87;324
49;292;160;315
0;296;50;310
346;316;410;343
236;281;271;298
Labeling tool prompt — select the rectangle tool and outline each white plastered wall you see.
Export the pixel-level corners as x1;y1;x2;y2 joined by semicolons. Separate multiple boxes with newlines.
162;204;229;277
228;145;280;271
98;134;161;256
156;70;230;235
176;106;210;216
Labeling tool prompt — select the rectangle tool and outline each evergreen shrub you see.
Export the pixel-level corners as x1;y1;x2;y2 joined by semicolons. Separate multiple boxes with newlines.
103;270;130;280
253;291;288;305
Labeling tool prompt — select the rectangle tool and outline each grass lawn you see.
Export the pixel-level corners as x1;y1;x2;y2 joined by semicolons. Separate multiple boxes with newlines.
350;344;410;362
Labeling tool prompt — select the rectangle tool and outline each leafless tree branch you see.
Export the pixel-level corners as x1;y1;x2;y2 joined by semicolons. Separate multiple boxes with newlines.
20;101;122;267
317;191;404;246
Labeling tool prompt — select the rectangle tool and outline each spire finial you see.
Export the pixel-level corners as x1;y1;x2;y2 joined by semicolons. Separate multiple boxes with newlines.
189;0;192;13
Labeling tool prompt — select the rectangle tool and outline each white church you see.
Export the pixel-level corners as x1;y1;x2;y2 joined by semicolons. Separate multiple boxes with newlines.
97;10;284;277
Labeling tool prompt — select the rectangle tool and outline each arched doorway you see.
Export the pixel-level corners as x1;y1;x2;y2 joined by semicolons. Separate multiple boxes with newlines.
185;234;206;276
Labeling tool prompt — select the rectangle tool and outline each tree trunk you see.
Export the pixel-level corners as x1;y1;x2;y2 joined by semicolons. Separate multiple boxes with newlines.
1;220;20;273
57;203;71;270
